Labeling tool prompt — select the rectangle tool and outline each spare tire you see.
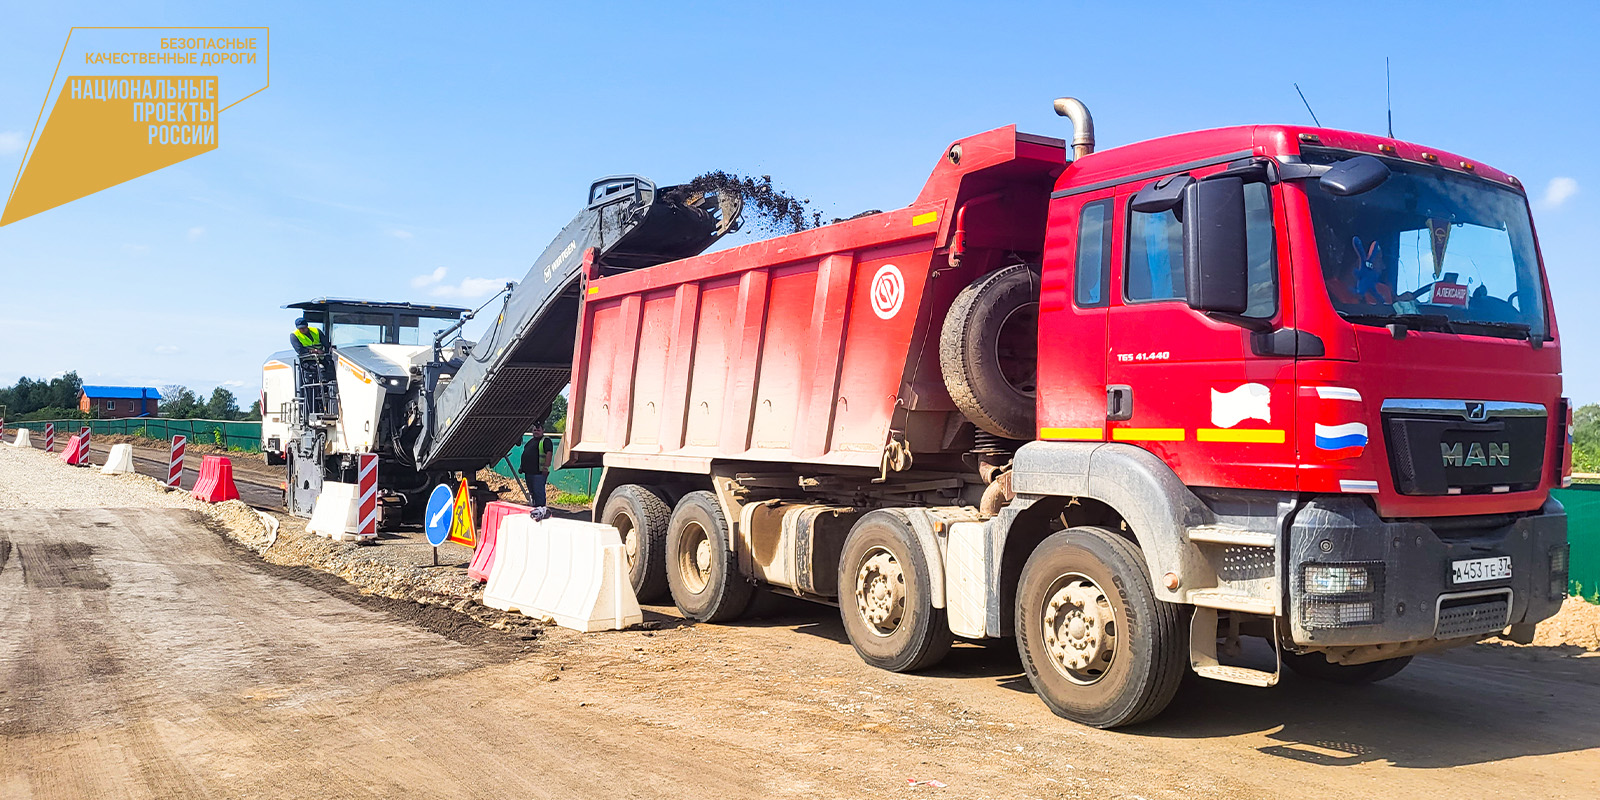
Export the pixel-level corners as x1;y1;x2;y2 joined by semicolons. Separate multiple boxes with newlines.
939;264;1039;439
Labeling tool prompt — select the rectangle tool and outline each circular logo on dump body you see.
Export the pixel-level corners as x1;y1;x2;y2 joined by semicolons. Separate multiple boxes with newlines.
870;264;904;320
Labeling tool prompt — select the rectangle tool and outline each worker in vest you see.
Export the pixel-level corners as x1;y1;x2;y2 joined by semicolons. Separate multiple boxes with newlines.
290;318;328;357
520;420;553;509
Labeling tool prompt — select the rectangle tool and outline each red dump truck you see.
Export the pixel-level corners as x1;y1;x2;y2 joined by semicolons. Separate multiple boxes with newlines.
561;98;1571;727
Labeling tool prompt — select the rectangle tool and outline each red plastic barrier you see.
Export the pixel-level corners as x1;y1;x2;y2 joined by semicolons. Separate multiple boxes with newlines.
191;455;240;503
59;434;88;465
469;500;533;582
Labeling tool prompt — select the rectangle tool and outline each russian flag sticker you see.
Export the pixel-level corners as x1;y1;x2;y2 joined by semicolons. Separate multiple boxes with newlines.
1315;422;1369;455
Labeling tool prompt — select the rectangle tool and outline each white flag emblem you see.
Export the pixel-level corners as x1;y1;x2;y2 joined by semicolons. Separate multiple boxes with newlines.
1211;383;1271;429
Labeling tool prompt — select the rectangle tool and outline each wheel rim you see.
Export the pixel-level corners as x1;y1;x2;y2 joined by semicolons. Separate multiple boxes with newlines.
678;521;712;594
995;301;1038;396
854;546;906;637
1040;572;1116;685
611;509;639;568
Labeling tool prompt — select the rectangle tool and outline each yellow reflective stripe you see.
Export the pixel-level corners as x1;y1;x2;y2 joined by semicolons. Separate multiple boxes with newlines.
1040;427;1104;440
1197;428;1285;443
1112;427;1186;442
912;211;937;226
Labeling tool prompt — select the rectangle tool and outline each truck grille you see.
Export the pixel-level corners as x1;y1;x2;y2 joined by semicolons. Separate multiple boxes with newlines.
1382;400;1545;496
1434;592;1511;638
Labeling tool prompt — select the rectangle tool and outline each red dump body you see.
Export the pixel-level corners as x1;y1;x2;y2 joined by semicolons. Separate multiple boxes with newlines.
567;126;1065;471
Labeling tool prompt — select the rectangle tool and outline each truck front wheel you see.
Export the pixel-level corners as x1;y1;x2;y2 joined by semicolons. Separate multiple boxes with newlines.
1015;527;1186;728
666;491;754;623
838;510;952;672
1282;652;1412;684
602;484;673;603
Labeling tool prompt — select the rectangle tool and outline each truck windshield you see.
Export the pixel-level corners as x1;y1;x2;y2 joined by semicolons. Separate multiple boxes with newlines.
398;315;458;345
1303;151;1547;340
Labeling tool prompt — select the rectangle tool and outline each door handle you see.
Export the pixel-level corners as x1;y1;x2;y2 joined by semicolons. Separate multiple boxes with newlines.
1107;385;1133;421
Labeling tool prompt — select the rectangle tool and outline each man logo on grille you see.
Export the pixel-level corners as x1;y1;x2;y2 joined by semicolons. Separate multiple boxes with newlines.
870;264;904;320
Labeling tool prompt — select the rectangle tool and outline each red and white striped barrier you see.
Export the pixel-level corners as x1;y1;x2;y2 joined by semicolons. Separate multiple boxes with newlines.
43;422;55;453
356;453;378;536
167;434;186;488
79;427;91;464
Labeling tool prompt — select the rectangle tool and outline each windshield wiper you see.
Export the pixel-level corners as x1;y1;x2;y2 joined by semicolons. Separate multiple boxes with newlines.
1340;312;1455;333
1448;319;1532;339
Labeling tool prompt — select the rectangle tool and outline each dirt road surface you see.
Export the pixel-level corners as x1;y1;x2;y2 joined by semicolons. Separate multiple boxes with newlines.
3;505;1598;797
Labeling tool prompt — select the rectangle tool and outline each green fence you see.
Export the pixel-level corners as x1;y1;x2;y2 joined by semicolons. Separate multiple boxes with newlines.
11;418;263;452
1554;485;1600;602
493;434;600;500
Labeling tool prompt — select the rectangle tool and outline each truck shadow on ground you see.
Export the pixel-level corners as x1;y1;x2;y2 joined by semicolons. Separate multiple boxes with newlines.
1129;644;1600;769
723;599;1600;769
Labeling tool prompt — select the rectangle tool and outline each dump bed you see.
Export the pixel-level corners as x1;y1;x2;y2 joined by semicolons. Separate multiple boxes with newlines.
566;126;1065;473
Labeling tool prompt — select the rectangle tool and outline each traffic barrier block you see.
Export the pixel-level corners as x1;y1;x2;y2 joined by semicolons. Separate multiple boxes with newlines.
469;500;533;582
9;428;30;448
306;481;377;542
100;444;135;474
60;434;89;465
190;455;240;503
483;515;642;632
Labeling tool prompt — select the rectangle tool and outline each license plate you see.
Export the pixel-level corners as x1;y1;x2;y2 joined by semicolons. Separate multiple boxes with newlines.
1451;556;1512;585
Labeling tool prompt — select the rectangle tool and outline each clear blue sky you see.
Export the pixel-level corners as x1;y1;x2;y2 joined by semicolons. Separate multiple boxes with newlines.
1;1;1595;405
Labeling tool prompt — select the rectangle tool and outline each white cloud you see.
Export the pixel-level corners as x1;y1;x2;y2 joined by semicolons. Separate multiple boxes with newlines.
187;226;205;241
122;243;150;254
431;276;511;299
154;345;181;355
387;228;414;240
1541;177;1578;210
411;266;447;287
220;380;245;388
0;131;23;154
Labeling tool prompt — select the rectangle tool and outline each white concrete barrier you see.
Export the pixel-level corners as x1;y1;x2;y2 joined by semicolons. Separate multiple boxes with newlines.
9;428;31;448
100;443;135;474
306;481;377;542
483;515;642;632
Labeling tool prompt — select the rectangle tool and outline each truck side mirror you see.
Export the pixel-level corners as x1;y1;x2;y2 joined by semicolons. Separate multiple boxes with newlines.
1130;174;1194;215
1182;176;1249;314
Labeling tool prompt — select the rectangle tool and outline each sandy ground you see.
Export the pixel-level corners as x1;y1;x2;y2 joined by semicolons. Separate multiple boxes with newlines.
2;444;1599;799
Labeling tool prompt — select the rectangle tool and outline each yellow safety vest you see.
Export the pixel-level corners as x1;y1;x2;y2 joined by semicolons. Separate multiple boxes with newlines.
293;327;322;347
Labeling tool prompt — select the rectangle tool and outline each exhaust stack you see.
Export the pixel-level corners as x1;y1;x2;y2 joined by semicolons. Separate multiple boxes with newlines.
1053;97;1095;159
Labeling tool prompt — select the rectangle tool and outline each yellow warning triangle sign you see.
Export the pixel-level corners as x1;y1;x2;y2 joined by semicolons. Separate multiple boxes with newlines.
447;478;476;547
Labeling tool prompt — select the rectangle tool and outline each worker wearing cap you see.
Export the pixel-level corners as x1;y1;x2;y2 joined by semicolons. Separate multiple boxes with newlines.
520;420;553;509
290;318;328;357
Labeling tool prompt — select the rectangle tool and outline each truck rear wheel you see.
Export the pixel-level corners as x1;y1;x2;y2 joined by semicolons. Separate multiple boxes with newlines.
837;510;952;672
602;484;672;603
939;263;1039;440
1282;652;1412;684
1015;527;1186;728
666;491;754;623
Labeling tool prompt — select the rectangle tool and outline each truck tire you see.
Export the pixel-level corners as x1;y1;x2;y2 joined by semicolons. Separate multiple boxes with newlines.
939;263;1039;440
666;491;754;623
837;510;952;672
1015;527;1186;728
602;484;673;603
1282;652;1412;684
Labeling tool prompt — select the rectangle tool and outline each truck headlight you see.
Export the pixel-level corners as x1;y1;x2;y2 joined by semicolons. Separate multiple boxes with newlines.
1303;600;1377;628
1303;563;1380;595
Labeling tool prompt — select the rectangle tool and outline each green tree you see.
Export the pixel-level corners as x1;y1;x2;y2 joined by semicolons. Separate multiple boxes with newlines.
1573;403;1600;474
0;371;83;416
545;394;567;432
205;387;240;420
245;399;262;421
159;385;205;418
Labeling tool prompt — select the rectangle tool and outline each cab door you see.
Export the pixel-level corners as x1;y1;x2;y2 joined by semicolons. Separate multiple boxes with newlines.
1104;173;1297;491
1036;189;1116;442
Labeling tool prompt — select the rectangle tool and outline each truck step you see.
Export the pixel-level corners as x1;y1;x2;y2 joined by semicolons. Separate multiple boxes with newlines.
1186;525;1275;548
1186;589;1277;616
1191;663;1279;687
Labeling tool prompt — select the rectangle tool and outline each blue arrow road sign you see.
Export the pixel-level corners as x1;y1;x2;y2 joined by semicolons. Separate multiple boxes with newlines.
424;483;454;546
